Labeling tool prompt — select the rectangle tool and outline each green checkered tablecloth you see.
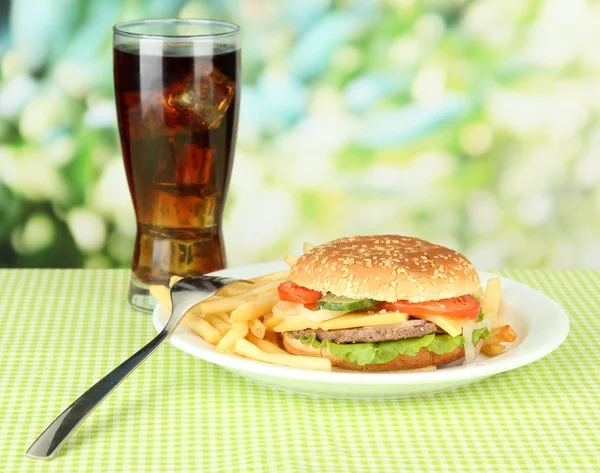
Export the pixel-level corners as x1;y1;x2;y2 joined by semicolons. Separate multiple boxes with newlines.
0;269;598;472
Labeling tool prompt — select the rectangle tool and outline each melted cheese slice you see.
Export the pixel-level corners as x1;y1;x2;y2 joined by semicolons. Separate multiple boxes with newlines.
319;312;409;330
273;307;410;333
410;314;467;337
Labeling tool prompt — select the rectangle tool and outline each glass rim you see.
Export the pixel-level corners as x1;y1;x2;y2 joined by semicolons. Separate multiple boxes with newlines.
113;18;240;40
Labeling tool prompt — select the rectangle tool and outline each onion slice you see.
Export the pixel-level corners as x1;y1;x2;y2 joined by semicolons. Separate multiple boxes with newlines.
361;319;427;330
462;320;493;366
272;301;350;322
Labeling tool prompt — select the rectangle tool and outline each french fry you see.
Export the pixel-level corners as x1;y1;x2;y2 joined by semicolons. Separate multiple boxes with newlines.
480;342;506;357
284;254;299;268
481;325;515;357
199;278;286;314
246;333;288;354
204;314;232;336
488;325;517;344
149;285;171;311
216;322;249;352
263;313;284;330
230;296;279;322
213;312;230;323
184;315;220;345
303;242;314;253
263;330;281;345
216;283;256;297
481;278;501;327
234;339;332;371
249;318;267;339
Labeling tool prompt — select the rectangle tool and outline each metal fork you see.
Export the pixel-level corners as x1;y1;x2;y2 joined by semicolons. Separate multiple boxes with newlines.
26;276;250;461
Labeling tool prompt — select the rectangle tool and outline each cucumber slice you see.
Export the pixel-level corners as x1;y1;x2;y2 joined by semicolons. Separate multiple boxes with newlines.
316;294;379;311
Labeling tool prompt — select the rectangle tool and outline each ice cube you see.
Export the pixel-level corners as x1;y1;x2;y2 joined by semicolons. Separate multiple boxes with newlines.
173;64;235;130
174;145;214;186
149;186;217;230
152;139;214;188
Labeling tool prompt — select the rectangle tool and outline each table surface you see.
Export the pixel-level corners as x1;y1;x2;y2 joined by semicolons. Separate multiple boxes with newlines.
0;268;598;473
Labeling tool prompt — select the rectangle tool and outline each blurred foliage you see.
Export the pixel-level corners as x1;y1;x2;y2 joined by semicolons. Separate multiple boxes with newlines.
1;0;600;269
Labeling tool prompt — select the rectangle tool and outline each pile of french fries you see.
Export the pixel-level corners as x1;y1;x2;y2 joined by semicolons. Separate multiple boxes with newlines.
149;243;333;371
473;278;517;356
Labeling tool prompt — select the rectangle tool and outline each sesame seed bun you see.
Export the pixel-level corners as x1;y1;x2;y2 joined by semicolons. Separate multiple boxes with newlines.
290;235;480;303
282;332;465;372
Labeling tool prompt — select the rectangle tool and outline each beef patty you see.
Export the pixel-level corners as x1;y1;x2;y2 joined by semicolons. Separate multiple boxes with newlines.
291;319;443;344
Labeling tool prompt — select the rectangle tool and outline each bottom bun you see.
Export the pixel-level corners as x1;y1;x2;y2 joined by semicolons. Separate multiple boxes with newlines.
282;332;465;372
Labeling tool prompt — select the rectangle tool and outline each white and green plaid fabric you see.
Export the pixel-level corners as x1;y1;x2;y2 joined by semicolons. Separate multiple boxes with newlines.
0;269;598;472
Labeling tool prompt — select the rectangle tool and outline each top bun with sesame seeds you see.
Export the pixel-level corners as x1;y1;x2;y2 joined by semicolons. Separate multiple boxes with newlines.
290;235;480;303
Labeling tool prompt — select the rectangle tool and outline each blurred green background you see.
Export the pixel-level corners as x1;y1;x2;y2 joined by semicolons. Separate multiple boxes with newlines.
1;0;599;270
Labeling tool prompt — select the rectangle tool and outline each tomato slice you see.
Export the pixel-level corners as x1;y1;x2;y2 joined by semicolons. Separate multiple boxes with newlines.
278;281;323;305
378;295;480;320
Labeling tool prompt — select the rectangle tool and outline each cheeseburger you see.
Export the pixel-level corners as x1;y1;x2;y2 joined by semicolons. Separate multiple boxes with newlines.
273;235;489;371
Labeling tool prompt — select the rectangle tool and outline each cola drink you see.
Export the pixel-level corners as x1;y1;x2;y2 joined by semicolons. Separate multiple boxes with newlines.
114;42;239;310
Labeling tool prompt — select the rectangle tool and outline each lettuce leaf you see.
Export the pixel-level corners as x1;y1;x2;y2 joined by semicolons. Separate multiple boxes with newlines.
300;327;490;366
427;334;463;355
471;327;490;344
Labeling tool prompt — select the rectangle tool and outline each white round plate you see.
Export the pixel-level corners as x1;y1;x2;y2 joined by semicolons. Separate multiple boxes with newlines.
153;262;569;399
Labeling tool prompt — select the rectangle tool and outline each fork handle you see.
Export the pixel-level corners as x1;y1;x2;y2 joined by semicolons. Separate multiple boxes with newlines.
26;329;169;460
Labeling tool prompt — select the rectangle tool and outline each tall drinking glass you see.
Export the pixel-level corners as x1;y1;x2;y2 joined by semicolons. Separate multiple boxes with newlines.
113;19;240;312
